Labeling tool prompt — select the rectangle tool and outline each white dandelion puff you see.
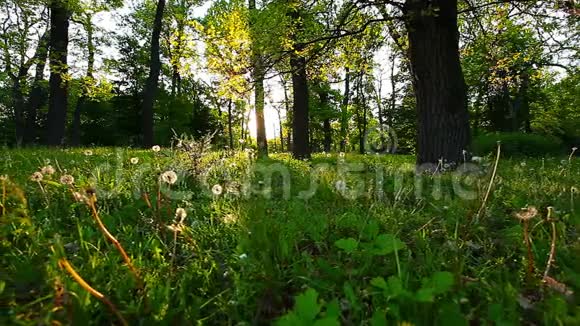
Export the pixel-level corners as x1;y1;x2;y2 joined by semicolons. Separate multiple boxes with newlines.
83;150;93;156
60;174;75;185
212;184;223;196
152;145;161;152
130;157;139;165
30;172;43;182
41;165;55;175
175;208;187;223
160;171;178;185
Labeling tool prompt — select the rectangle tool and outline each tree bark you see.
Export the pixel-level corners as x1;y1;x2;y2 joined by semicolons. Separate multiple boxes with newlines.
277;108;284;151
46;0;70;146
141;0;166;147
289;5;310;159
290;53;310;159
404;0;470;167
249;0;268;157
11;68;27;146
71;13;94;146
340;68;350;152
25;30;50;145
227;99;234;149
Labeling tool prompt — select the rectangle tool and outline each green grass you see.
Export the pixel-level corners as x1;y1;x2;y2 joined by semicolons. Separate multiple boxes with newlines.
1;147;579;325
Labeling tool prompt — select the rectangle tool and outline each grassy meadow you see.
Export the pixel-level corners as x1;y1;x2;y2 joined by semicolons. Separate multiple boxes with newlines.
1;146;579;325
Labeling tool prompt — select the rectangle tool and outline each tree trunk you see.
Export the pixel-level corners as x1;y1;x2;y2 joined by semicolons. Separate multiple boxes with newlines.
340;68;350;152
319;87;332;152
289;5;310;159
228;99;234;149
46;0;70;146
71;14;94;146
141;0;166;147
249;0;268;157
404;0;470;167
323;119;332;152
171;19;184;98
11;69;26;146
277;109;284;151
25;30;50;145
281;75;291;152
290;53;310;159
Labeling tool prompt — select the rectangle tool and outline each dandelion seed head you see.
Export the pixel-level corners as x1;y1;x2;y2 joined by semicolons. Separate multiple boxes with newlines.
212;184;223;196
60;175;75;185
130;157;139;165
41;165;55;175
30;172;43;182
83;150;93;156
515;206;538;221
152;145;161;152
175;207;187;223
160;171;178;185
339;152;345;158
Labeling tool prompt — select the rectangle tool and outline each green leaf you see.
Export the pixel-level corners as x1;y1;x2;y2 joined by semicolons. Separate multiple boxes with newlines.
370;277;387;290
334;238;358;253
313;317;340;326
415;288;435;302
432;271;454;294
370;309;387;326
325;299;340;319
343;282;360;311
276;312;302;326
387;276;405;297
372;234;406;255
295;288;321;321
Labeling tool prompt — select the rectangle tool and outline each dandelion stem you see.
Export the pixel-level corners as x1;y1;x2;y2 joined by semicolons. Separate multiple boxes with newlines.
1;178;5;216
523;220;535;283
87;196;143;289
476;142;501;220
543;208;557;280
58;258;128;326
143;192;152;209
568;147;577;163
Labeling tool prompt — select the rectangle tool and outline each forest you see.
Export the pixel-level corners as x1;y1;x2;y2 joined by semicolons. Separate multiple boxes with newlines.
0;0;579;325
